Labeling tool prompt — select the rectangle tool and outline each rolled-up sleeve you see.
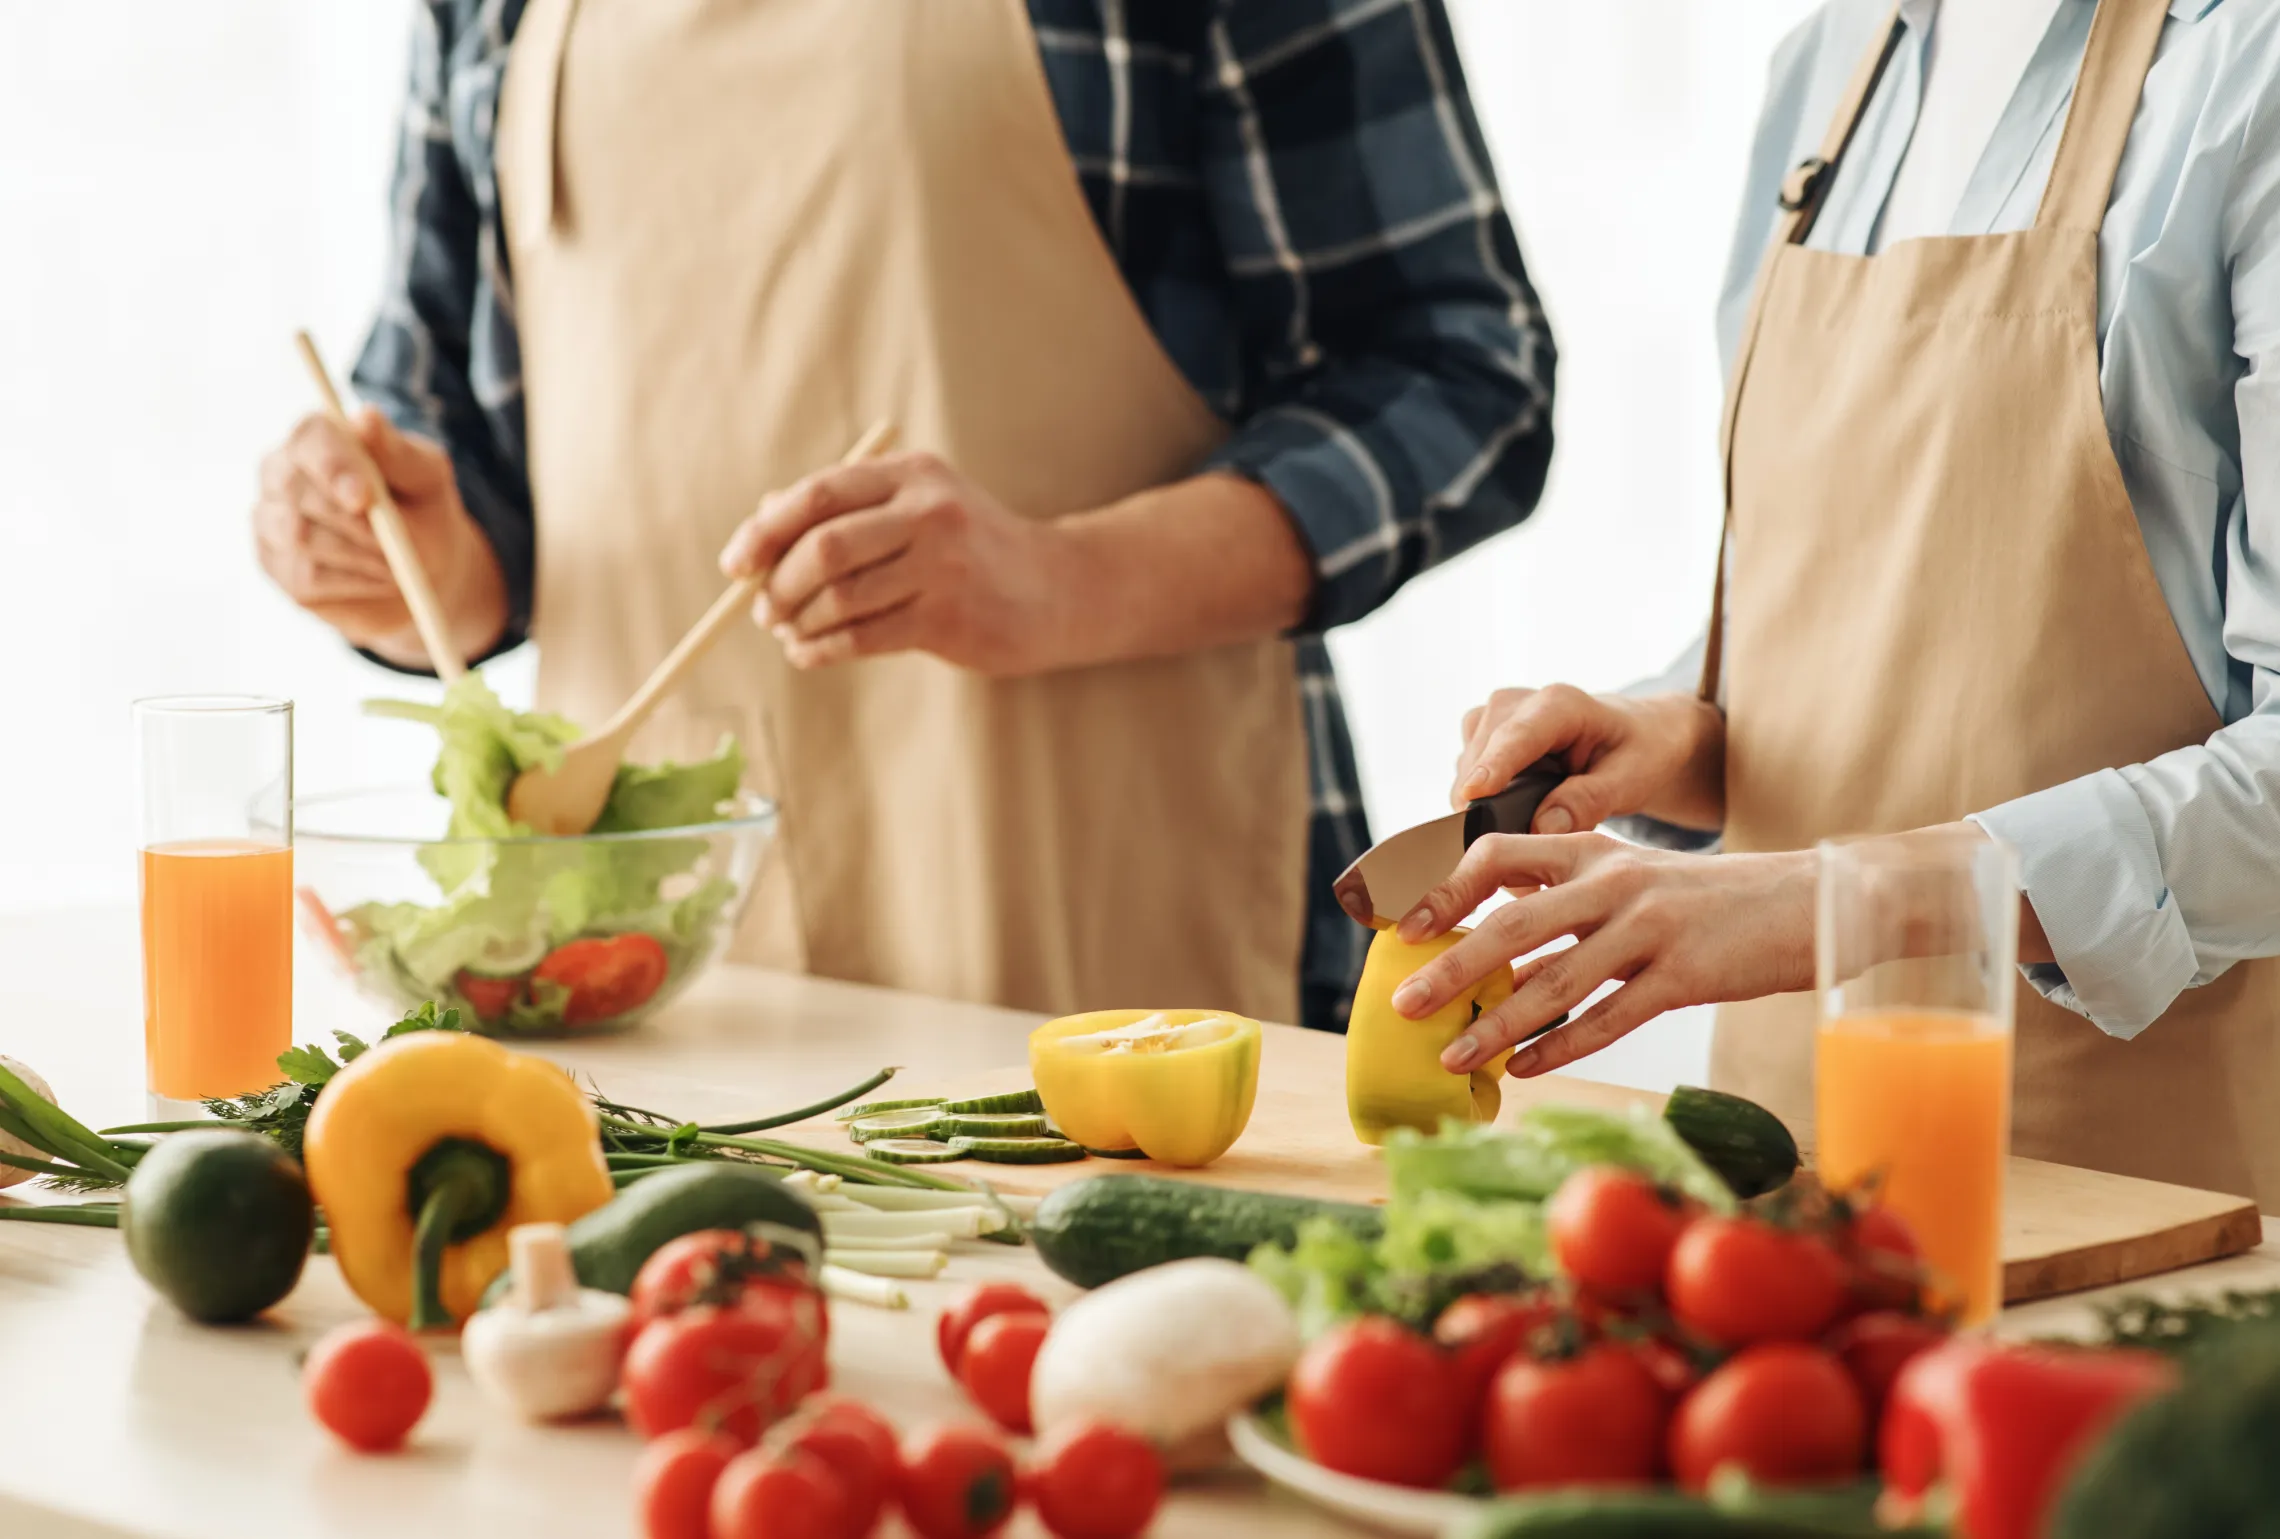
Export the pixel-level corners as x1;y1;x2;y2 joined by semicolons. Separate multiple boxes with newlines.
1193;0;1555;634
350;0;535;670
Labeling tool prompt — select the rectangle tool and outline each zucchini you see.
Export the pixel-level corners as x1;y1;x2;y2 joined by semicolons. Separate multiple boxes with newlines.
1663;1085;1800;1198
866;1139;965;1165
941;1089;1045;1116
483;1162;822;1305
1031;1174;1384;1289
936;1113;1050;1140
846;1111;945;1142
1450;1482;1928;1538
834;1097;947;1122
950;1135;1085;1164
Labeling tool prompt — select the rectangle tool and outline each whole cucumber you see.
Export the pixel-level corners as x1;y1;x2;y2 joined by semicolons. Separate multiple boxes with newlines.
479;1163;821;1307
1030;1173;1383;1289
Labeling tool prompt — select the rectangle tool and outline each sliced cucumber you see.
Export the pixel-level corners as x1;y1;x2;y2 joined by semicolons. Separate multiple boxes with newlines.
936;1113;1049;1140
864;1139;965;1165
834;1098;947;1123
941;1089;1046;1117
461;931;549;979
950;1136;1086;1165
846;1111;947;1143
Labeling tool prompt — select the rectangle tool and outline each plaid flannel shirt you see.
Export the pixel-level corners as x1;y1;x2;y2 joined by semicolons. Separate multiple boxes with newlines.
354;0;1557;1030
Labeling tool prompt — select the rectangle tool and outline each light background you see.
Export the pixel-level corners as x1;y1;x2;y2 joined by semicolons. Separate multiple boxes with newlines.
0;1;1822;1089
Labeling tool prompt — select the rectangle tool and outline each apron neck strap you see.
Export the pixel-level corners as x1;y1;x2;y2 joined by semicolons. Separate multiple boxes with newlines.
2036;0;2170;232
1777;8;1906;249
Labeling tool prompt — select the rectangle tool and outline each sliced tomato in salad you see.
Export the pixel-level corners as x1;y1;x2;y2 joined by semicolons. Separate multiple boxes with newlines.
454;971;527;1023
534;933;671;1025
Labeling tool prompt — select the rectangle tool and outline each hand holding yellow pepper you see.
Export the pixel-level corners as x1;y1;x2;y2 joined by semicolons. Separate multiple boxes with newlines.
1031;1010;1261;1167
305;1031;614;1328
1346;927;1514;1145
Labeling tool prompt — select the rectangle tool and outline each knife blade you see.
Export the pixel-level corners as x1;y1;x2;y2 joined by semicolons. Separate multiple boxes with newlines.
1332;756;1567;930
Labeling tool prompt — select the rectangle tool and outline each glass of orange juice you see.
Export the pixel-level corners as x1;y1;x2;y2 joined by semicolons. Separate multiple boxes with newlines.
1815;829;2018;1326
136;696;294;1107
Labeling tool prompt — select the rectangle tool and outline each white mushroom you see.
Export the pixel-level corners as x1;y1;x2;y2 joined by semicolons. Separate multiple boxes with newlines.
1029;1258;1301;1471
462;1222;632;1423
0;1056;58;1190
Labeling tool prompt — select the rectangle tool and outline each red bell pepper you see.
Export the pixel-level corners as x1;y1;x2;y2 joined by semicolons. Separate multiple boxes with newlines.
1880;1338;2177;1539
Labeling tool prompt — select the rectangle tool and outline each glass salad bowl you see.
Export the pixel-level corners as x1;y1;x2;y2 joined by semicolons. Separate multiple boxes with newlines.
292;786;774;1037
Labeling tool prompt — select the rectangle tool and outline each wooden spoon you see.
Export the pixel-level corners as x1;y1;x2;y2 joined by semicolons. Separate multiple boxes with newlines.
506;419;900;836
293;332;467;683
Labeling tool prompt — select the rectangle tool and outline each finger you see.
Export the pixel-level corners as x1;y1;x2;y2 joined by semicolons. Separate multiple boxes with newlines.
780;596;924;668
1445;923;1645;1070
1502;970;1678;1078
721;462;906;579
764;504;920;621
1458;684;1592;805
776;550;923;642
1395;832;1585;947
355;406;454;499
1394;867;1608;1024
299;521;394;583
287;414;378;513
255;532;401;605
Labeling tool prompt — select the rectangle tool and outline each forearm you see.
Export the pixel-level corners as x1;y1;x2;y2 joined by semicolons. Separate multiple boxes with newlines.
1046;472;1315;669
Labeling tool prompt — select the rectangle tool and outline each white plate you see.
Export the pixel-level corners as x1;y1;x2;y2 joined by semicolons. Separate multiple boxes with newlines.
1225;1410;1489;1537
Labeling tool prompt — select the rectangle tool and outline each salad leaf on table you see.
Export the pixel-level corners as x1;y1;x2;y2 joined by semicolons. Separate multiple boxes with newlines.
1251;1105;1733;1338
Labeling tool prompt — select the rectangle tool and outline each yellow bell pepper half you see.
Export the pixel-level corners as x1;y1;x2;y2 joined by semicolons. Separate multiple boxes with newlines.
305;1030;614;1329
1030;1010;1262;1168
1346;927;1515;1146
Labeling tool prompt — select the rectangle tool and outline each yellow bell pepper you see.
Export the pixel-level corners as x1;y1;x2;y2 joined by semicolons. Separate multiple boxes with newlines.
1030;1010;1261;1168
1346;927;1515;1145
305;1030;613;1329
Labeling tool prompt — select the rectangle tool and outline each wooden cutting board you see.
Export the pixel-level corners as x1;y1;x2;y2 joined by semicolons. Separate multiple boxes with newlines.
780;1021;2262;1306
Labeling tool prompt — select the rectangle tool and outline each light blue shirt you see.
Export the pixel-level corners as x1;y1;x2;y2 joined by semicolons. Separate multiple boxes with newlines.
1644;0;2280;1039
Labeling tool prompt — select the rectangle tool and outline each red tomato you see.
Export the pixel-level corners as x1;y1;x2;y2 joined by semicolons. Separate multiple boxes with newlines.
1547;1168;1693;1300
1828;1311;1948;1429
1029;1420;1166;1539
898;1424;1019;1539
302;1319;432;1453
533;932;671;1025
631;1228;823;1331
635;1428;741;1539
1846;1204;1926;1312
712;1447;850;1539
1288;1318;1468;1489
1627;1335;1704;1401
775;1399;898;1539
622;1293;831;1446
1669;1343;1867;1490
454;969;525;1022
1482;1345;1667;1492
958;1312;1049;1435
1666;1217;1848;1345
936;1282;1050;1377
1434;1292;1560;1422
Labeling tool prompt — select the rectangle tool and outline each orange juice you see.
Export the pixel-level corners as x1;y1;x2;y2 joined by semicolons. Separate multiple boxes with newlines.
1816;1008;2011;1325
140;839;293;1099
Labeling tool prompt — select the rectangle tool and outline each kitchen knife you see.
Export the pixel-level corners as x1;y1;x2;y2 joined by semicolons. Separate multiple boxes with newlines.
1332;756;1569;930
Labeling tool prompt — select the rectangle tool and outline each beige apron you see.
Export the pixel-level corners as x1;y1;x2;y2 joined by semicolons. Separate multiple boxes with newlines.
1706;0;2280;1205
494;0;1309;1023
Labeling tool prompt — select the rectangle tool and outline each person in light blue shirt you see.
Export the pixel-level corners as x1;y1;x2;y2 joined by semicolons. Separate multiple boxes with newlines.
1366;0;2280;1199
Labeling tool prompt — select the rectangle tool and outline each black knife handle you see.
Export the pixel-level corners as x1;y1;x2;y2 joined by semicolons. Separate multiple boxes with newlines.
1461;756;1567;847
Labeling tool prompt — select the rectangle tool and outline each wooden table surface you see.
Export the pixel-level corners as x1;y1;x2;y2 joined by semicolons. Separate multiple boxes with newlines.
0;907;2272;1539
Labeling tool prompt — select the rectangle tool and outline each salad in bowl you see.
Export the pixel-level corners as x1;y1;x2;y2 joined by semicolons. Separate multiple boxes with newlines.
295;676;772;1035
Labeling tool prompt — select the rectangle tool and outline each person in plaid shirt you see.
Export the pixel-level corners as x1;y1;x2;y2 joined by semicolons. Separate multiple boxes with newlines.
253;0;1555;1031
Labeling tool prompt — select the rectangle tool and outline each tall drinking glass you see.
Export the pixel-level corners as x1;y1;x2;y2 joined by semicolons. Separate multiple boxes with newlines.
1815;830;2018;1326
136;697;294;1105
